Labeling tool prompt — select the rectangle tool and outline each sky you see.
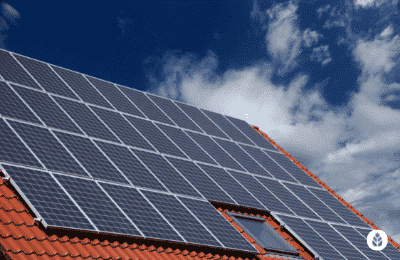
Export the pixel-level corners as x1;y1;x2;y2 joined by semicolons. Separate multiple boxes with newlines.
2;0;400;245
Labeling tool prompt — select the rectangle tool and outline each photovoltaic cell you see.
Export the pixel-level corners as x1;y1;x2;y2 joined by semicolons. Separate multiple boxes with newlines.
227;171;293;214
165;157;235;204
148;95;202;132
175;102;230;139
54;131;129;184
186;132;244;171
308;188;370;228
198;163;265;210
276;214;345;260
94;141;167;192
51;66;113;108
13;86;82;134
118;86;174;125
141;191;222;248
125;116;186;158
99;183;184;242
0;50;42;89
265;151;321;188
0;81;41;124
13;54;78;99
179;197;257;253
213;138;269;176
3;165;95;230
133;150;202;198
55;175;142;236
356;228;400;260
0;119;42;168
305;220;368;259
91;107;154;150
54;97;119;142
156;124;215;164
8;121;88;177
225;116;278;151
283;183;346;224
255;177;321;219
85;76;144;117
201;109;254;145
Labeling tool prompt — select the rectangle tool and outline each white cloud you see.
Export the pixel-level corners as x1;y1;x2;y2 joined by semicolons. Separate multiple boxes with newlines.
0;3;20;49
302;29;322;48
381;25;394;38
317;4;331;19
355;0;376;8
310;45;332;66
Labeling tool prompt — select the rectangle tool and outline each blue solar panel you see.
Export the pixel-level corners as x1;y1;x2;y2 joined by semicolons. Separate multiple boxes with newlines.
55;174;142;236
2;165;95;230
91;107;154;150
198;163;265;210
356;228;400;260
118;86;175;125
0;82;41;124
53;97;119;142
178;197;257;253
53;131;128;184
255;177;321;219
9;121;88;177
165;157;235;204
276;214;345;260
175;102;230;139
227;170;293;214
13;85;83;134
0;50;42;90
86;76;145;117
141;190;222;248
264;151;321;188
133;150;202;198
124;116;187;158
13;54;78;99
99;183;184;242
51;65;113;108
283;183;346;224
147;95;202;132
308;188;371;228
186;132;244;171
94;141;167;191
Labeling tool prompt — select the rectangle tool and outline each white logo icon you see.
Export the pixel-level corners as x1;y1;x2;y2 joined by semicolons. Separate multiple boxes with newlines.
367;230;388;251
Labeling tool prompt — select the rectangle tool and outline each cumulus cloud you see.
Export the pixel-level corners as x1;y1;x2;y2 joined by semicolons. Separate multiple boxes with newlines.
310;45;332;66
302;29;322;48
0;3;20;49
317;4;331;19
381;25;394;38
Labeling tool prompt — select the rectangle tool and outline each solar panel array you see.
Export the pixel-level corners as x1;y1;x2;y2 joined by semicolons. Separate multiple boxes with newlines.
0;48;387;257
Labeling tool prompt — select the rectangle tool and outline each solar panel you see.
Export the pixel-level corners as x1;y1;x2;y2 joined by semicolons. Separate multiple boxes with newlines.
13;54;79;99
132;150;202;198
8;121;88;177
198;163;265;210
255;177;321;219
0;81;41;124
140;190;222;248
53;97;119;142
186;132;244;171
13;85;83;134
147;94;203;132
175;102;230;139
308;188;371;228
2;165;95;230
85;76;145;117
0;50;42;89
264;151;321;188
178;197;257;253
356;227;400;260
118;86;175;125
276;214;345;260
51;65;113;108
156;123;216;164
55;174;142;236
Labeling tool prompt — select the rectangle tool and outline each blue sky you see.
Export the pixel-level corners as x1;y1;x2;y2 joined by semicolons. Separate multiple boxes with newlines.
2;0;400;244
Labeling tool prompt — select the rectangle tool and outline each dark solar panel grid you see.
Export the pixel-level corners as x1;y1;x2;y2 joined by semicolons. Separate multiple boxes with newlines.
356;228;400;260
13;54;78;99
3;165;94;230
55;175;142;236
100;183;183;242
141;191;221;248
133;150;201;198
